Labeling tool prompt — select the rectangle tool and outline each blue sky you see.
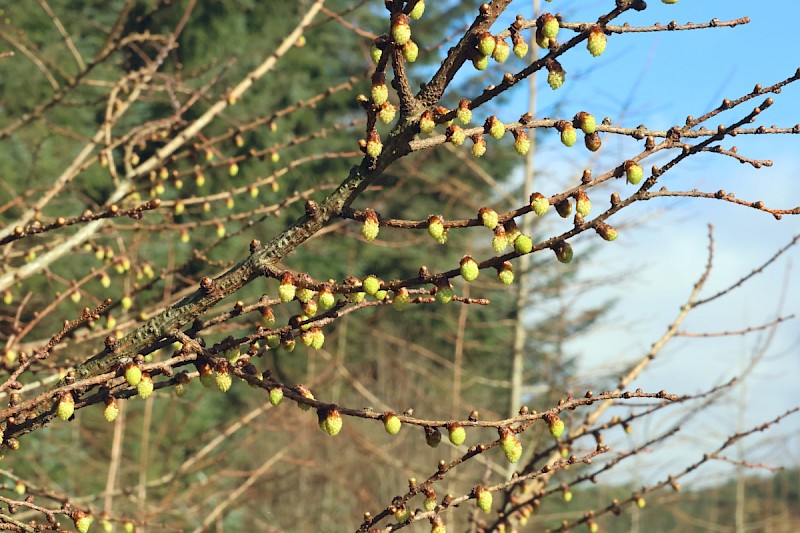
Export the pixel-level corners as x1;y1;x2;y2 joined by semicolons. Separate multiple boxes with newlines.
499;1;800;487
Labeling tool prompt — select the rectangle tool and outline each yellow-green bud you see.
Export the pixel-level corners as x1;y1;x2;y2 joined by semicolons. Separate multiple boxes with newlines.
370;44;382;63
560;123;577;147
435;282;455;305
475;486;492;512
318;408;342;436
472;54;489;70
575;190;591;217
402;40;419;62
575;111;597;134
497;262;514;285
492;37;510;63
587;26;607;57
362;209;380;241
104;397;119;422
391;287;410;311
427;215;446;244
447;124;466;146
378;102;397;124
269;387;283;406
384;412;402;434
278;274;296;303
371;82;389;106
124;363;142;387
492;226;508;253
486;116;505;140
419;110;436;134
296;385;314;410
73;511;93;533
394;505;409;523
548;414;565;438
625;160;644;185
513;34;529;58
215;364;232;393
471;135;487;157
596;222;618;242
137;372;154;399
547;61;566;90
479;207;499;229
500;430;523;463
57;392;75;421
391;14;411;46
366;133;383;159
456;99;472;125
514;234;533;255
460;256;479;282
362;275;381;296
409;0;425;19
530;192;550;216
477;32;495;56
448;422;466;445
513;129;531;155
541;13;559;39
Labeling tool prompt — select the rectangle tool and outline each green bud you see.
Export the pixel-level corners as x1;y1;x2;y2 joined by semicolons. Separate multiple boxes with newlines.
514;235;533;255
587;26;607;57
460;256;479;282
409;0;425;19
104;397;119;422
530;193;550;216
575;190;591;217
497;262;514;285
475;486;492;512
391;288;411;311
560;123;577;147
57;393;75;421
477;32;496;57
548;415;565;438
541;13;559;39
448;422;466;446
73;511;93;533
137;373;154;399
419;110;436;134
486;116;505;140
384;412;402;435
215;364;232;393
269;387;284;406
371;82;389;106
479;208;499;229
575;111;597;134
547;61;566;90
596;222;618;241
391;15;411;46
492;37;510;63
318;408;342;436
124;363;142;387
625;160;644;185
471;135;487;157
472;54;489;71
361;209;380;241
427;215;446;243
456;99;472;125
362;275;381;296
435;282;455;305
402;40;419;62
